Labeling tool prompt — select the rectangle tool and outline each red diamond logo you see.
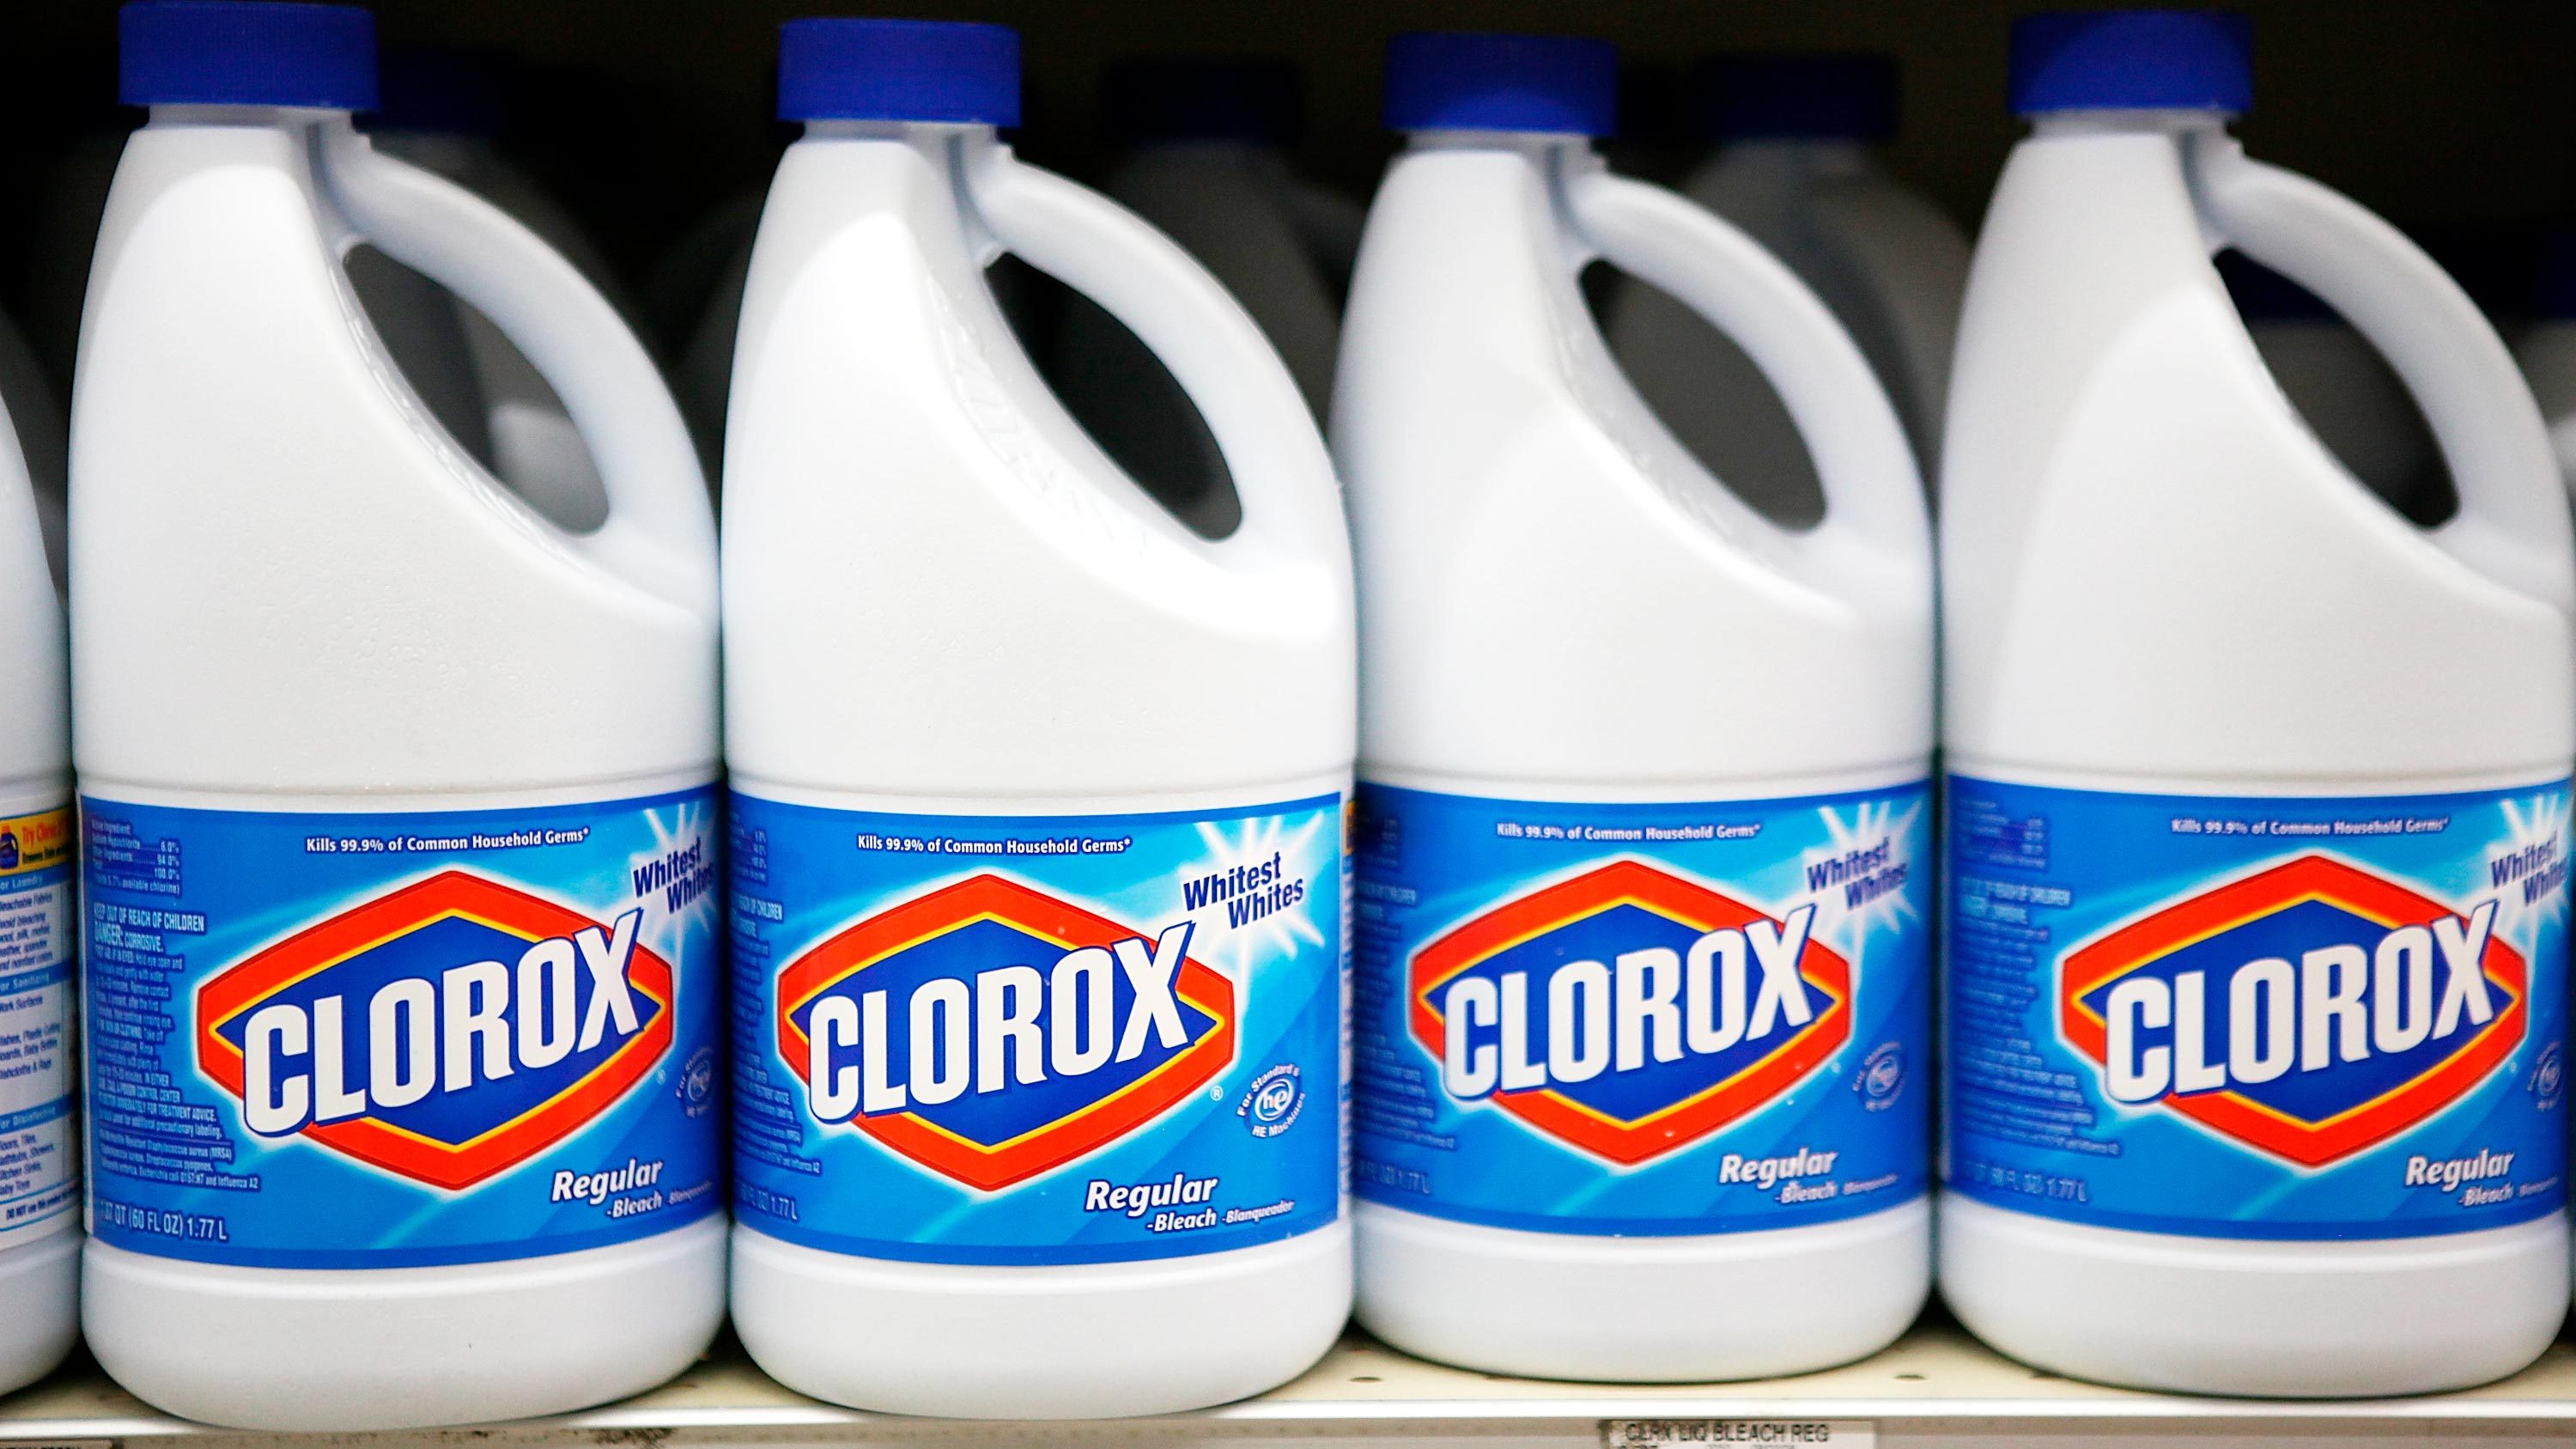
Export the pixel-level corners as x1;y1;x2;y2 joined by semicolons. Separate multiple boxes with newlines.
197;870;676;1191
2061;855;2526;1167
778;874;1235;1191
1409;860;1850;1165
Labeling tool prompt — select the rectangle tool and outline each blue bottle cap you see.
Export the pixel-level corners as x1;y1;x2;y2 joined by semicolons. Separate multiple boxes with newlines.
2009;10;2251;118
1697;53;1897;143
1106;57;1300;146
1384;32;1617;137
119;0;377;112
374;46;509;136
777;18;1019;127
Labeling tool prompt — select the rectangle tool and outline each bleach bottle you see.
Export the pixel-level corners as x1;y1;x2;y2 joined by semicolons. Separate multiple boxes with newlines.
0;303;75;1398
1054;58;1363;536
1606;53;1967;520
1941;11;2574;1397
74;3;723;1428
1339;33;1934;1380
722;20;1354;1418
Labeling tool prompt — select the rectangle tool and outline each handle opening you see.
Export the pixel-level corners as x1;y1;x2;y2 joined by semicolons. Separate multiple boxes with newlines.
1039;271;1244;540
1596;259;1829;530
1564;161;1929;577
313;118;716;620
2188;131;2573;613
958;136;1344;570
2215;248;2455;527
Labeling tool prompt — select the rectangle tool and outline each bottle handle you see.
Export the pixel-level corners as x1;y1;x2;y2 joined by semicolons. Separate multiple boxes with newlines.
313;120;718;621
960;140;1348;569
1562;164;1930;577
2188;132;2576;612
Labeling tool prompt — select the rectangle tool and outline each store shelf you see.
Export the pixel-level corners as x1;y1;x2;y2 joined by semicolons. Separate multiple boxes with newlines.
9;1317;2576;1446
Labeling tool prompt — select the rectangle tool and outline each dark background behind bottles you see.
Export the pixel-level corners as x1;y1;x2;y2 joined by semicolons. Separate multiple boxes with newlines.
10;0;2576;318
20;0;2576;284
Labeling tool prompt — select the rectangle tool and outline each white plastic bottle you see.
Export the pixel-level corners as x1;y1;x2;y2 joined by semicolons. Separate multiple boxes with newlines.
1941;10;2574;1397
1053;57;1363;534
1605;52;1966;519
1338;33;1934;1381
2219;252;2440;515
360;46;611;530
74;3;724;1429
722;20;1354;1419
0;301;76;1397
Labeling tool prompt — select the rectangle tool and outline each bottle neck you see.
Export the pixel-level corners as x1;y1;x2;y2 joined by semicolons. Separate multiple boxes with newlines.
792;120;1010;260
799;118;998;149
146;103;351;130
2028;107;2233;138
1400;127;1593;161
792;120;1002;207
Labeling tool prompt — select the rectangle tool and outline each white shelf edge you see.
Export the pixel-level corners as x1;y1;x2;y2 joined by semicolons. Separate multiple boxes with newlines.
12;1324;2576;1439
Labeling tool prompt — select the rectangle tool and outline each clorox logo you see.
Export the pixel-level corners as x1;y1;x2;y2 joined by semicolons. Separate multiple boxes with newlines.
197;871;675;1190
1410;861;1851;1164
778;874;1236;1191
2062;855;2527;1167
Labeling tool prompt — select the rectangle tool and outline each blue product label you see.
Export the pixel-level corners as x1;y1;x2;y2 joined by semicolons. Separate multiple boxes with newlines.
729;790;1346;1266
0;806;76;1248
1352;781;1932;1234
82;788;725;1268
1944;775;2571;1239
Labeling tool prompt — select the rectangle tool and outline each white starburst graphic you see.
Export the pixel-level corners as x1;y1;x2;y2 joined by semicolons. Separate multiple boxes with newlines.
1801;797;1922;957
633;795;720;945
2490;792;2569;947
1178;812;1328;977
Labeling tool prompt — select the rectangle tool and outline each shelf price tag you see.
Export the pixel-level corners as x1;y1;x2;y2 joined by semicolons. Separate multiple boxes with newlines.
1604;1422;1874;1449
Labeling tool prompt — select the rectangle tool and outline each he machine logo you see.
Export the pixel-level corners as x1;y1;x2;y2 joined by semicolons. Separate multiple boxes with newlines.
197;870;675;1190
2062;855;2527;1167
1409;860;1851;1165
778;873;1236;1192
